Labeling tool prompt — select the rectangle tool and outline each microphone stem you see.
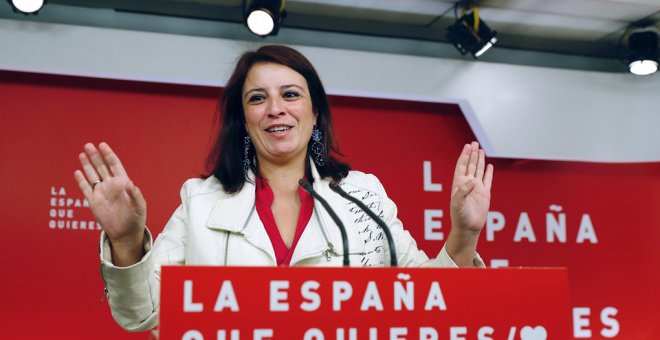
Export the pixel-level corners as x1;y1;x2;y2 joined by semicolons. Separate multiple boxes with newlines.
298;179;350;266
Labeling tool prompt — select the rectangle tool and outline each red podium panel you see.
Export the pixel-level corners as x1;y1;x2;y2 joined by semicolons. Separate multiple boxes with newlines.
160;267;570;340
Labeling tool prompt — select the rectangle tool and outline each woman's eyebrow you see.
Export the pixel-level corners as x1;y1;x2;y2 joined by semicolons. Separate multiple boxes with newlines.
244;87;265;99
282;84;304;91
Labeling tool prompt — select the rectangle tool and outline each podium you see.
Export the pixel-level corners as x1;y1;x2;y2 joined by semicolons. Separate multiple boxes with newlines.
160;267;570;340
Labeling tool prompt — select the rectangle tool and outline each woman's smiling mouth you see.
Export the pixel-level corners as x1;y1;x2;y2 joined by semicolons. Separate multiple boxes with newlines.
266;125;292;134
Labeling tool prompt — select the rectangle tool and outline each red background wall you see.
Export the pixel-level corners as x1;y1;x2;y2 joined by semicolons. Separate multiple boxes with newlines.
1;71;658;339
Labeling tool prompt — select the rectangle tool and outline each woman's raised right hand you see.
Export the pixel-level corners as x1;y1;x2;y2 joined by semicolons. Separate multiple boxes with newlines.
74;142;147;266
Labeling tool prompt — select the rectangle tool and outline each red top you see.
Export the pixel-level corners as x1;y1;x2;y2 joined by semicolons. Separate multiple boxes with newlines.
255;178;314;266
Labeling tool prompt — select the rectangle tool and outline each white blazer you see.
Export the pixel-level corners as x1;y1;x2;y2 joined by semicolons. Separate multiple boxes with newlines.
99;163;484;331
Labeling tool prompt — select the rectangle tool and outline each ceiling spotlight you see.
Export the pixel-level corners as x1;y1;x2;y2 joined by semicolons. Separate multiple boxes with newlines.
245;0;287;37
8;0;46;14
446;6;498;58
626;28;658;76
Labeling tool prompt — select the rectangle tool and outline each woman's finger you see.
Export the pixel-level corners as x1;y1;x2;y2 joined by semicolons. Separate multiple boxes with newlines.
84;143;112;179
99;142;128;177
79;152;101;184
74;170;93;200
127;181;147;214
453;144;471;180
456;178;477;198
484;164;494;191
466;141;479;177
476;149;485;180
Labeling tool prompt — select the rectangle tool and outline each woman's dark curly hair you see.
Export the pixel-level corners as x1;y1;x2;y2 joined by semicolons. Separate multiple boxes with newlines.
207;45;350;194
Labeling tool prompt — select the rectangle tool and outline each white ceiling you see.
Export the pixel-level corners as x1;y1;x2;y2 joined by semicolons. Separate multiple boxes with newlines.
3;0;660;68
288;0;660;56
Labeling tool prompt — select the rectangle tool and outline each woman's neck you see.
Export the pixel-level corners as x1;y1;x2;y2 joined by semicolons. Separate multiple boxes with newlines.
258;157;306;197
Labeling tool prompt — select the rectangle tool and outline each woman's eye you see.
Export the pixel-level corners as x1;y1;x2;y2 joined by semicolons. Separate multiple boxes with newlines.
248;94;265;103
283;91;300;99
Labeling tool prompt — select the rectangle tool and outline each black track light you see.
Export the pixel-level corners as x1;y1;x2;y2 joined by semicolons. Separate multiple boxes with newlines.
446;7;498;58
626;28;658;76
244;0;287;37
7;0;46;14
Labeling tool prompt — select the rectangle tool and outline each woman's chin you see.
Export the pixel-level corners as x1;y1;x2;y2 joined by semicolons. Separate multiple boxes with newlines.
260;148;307;164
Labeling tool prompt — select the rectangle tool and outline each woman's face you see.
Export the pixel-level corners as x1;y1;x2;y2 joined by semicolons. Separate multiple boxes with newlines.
242;62;317;167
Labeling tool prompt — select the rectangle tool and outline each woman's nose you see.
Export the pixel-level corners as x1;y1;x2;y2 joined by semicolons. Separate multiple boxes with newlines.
267;97;285;116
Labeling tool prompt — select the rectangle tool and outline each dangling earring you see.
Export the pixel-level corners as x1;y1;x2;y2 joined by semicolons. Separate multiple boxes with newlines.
311;126;326;167
243;135;252;173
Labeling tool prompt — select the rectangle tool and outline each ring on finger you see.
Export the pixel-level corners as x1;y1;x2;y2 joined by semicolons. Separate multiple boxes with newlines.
92;180;102;190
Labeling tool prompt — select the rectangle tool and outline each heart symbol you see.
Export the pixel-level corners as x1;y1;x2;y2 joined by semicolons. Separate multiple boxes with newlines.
520;326;547;340
396;273;411;281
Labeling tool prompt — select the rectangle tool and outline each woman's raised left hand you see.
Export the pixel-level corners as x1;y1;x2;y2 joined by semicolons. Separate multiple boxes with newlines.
446;141;494;266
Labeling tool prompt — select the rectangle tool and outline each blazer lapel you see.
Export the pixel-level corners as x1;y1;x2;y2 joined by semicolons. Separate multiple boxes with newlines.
205;173;276;263
206;178;255;233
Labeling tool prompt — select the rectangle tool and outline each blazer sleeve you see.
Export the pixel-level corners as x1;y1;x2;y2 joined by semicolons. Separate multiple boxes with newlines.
99;180;194;331
370;174;485;268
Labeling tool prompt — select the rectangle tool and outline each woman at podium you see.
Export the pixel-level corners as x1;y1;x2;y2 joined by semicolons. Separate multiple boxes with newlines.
73;45;493;331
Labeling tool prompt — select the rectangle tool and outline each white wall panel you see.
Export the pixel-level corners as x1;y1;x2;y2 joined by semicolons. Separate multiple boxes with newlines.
1;19;658;162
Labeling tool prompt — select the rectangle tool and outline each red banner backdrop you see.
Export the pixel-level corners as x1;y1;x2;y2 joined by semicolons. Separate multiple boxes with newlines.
1;71;659;339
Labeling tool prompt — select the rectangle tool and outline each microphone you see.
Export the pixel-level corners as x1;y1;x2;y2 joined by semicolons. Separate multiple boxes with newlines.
329;182;398;267
298;179;350;266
